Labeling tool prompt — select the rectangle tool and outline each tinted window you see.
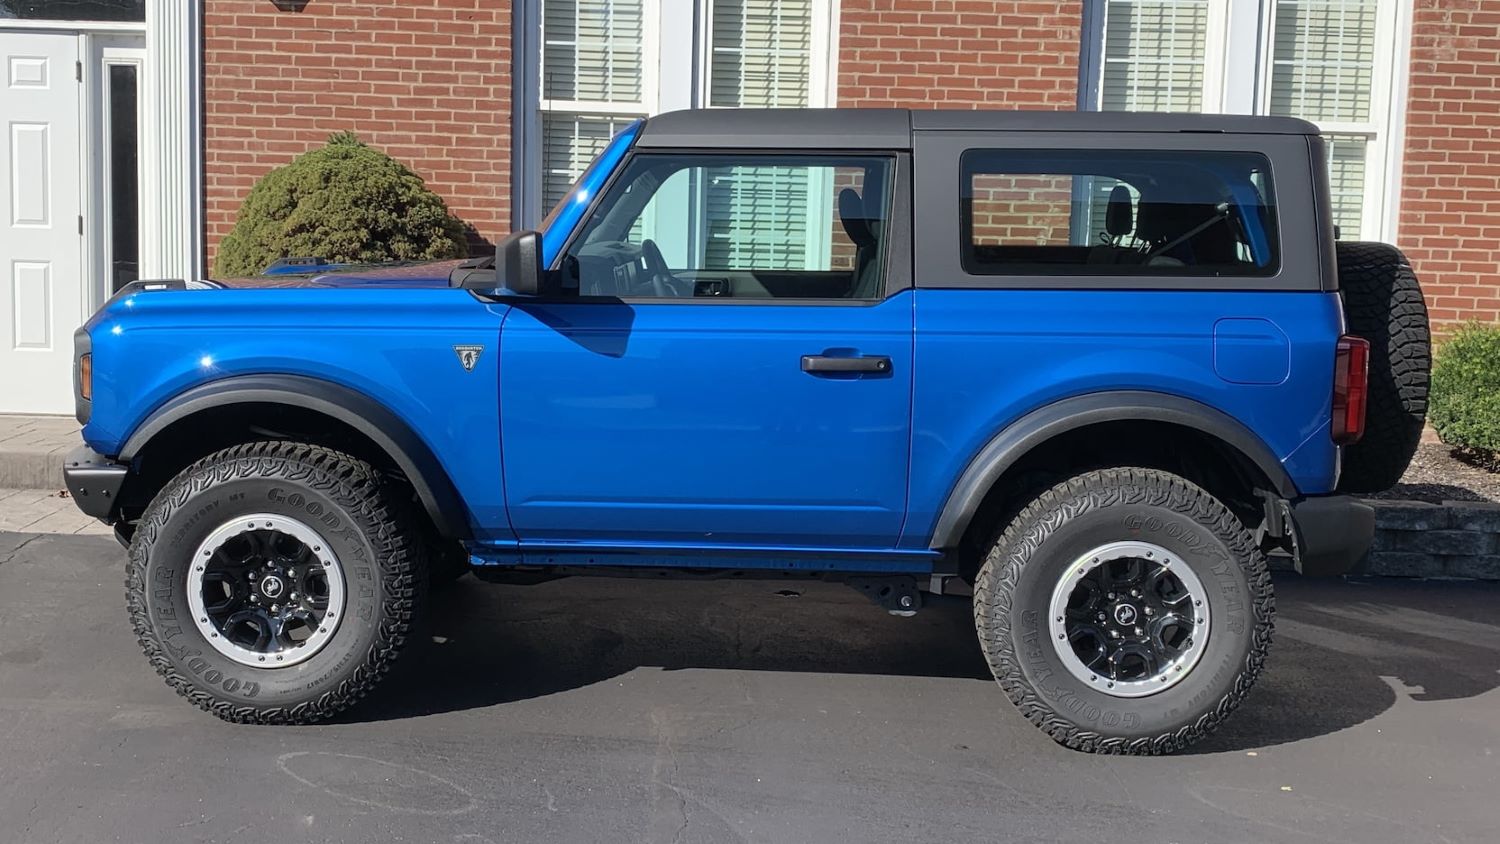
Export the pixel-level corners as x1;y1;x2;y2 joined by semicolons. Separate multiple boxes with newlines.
565;154;894;300
961;150;1278;276
0;1;144;21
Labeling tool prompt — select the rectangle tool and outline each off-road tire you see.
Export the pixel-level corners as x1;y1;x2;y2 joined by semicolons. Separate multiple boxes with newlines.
972;468;1274;755
1335;241;1431;493
126;441;425;724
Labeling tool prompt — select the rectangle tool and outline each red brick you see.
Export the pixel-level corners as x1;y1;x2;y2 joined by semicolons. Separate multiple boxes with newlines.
203;0;512;267
1400;0;1500;326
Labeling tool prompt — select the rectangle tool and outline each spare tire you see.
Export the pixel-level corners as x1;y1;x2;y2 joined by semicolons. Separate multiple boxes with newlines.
1335;241;1432;493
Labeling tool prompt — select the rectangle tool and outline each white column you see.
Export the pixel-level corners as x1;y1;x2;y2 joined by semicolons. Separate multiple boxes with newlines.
141;0;203;280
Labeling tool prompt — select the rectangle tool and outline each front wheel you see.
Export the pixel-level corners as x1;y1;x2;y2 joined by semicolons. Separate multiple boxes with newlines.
973;468;1273;754
126;442;426;724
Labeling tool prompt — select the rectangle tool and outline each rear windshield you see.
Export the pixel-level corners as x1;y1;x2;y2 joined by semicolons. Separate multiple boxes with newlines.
961;149;1279;277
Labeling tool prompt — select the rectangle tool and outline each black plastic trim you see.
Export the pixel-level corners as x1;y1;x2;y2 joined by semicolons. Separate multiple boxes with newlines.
928;390;1300;549
1286;494;1374;576
117;375;473;538
72;327;91;425
63;445;127;520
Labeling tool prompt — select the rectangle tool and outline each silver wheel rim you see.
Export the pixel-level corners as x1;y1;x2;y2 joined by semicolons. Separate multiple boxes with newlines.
187;514;346;668
1047;540;1211;698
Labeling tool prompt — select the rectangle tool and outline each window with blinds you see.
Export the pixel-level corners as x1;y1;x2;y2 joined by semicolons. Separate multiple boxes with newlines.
1268;0;1382;238
540;0;648;210
708;0;813;108
1100;0;1210;112
705;0;816;269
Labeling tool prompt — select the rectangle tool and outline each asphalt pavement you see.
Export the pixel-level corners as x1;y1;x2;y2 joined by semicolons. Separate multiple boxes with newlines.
1;530;1497;843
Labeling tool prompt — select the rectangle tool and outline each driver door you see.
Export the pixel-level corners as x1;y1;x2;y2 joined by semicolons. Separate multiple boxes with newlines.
498;153;913;549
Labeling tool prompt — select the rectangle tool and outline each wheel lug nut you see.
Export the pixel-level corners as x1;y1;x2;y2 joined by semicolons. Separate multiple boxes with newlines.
1097;612;1106;621
1144;607;1154;615
248;571;257;580
1110;630;1121;639
271;604;281;613
1134;626;1143;636
1131;589;1140;597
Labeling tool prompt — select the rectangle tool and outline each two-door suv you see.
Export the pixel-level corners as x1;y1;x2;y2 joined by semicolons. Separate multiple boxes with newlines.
65;110;1431;754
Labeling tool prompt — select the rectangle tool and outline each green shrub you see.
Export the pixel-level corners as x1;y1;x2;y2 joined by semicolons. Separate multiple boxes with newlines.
214;132;468;277
1430;323;1500;464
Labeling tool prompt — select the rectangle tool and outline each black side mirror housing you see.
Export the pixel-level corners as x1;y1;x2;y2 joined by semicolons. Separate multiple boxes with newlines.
495;229;545;296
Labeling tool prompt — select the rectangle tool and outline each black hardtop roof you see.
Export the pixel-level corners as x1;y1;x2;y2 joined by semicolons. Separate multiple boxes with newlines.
635;108;1320;150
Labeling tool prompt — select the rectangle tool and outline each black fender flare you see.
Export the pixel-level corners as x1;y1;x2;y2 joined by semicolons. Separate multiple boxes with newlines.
928;390;1299;550
119;374;472;538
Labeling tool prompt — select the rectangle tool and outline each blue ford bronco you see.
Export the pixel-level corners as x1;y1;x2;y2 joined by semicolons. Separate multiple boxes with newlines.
65;109;1431;754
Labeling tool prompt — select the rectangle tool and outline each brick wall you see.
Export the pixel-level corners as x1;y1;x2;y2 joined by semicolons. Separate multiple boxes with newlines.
837;0;1081;109
1400;0;1500;326
202;1;511;271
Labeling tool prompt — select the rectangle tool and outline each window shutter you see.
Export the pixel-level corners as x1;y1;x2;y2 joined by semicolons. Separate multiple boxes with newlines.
542;0;644;102
709;0;813;108
704;0;816;269
1269;0;1380;238
540;113;636;208
1269;0;1378;123
539;0;646;212
704;166;811;269
1101;0;1210;112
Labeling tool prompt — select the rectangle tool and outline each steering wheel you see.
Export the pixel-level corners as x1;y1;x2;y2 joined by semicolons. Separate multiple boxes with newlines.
638;239;680;297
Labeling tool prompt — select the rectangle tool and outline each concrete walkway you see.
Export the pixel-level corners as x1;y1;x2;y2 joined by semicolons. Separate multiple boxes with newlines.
0;488;109;535
0;414;80;490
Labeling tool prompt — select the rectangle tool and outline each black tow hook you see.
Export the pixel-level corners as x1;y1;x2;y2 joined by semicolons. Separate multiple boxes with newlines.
848;576;922;617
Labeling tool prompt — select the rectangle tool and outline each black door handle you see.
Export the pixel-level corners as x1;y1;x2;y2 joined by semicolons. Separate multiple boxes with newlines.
801;355;892;374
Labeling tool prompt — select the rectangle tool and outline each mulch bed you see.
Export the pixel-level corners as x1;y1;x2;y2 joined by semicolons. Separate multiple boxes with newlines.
1368;442;1500;504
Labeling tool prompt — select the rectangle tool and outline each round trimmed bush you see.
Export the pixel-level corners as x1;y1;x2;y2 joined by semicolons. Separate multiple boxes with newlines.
1430;323;1500;467
214;132;468;277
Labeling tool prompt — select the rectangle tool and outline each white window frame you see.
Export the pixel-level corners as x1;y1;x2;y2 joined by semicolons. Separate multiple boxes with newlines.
1083;0;1412;242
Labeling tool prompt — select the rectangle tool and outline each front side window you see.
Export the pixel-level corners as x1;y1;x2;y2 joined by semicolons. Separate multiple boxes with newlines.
961;149;1278;277
563;154;893;300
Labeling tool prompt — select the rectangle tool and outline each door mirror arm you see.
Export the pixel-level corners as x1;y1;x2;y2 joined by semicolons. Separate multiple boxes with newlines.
455;229;550;296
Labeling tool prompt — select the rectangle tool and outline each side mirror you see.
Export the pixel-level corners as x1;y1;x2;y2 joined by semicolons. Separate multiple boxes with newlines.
495;229;544;296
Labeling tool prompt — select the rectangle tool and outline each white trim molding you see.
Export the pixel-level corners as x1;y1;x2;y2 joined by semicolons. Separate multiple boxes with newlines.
142;0;203;281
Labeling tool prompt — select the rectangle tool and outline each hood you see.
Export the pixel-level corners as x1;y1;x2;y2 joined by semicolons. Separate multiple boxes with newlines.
215;258;468;289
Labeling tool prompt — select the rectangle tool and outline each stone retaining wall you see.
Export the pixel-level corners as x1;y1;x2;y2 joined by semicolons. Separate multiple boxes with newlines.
1363;500;1500;579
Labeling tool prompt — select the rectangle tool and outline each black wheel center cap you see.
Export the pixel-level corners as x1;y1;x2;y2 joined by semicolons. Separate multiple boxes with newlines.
260;574;286;599
1113;603;1138;626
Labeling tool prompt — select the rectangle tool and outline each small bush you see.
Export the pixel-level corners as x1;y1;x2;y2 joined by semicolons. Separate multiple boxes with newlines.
1429;323;1500;467
214;132;468;277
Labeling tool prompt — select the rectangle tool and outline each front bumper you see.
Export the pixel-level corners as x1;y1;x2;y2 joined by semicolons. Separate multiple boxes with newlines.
62;445;127;520
1284;494;1375;576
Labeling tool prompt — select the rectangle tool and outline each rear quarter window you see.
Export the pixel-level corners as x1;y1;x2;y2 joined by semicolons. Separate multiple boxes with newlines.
960;149;1279;277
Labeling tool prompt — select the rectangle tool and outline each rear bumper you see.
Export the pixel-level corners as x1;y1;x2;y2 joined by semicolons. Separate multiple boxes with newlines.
1285;494;1375;576
62;445;127;521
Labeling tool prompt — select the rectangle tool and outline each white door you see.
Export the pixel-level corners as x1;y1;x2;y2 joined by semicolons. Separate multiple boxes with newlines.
1;32;82;415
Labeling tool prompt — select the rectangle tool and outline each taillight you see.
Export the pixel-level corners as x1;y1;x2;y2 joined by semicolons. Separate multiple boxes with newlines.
1332;335;1370;445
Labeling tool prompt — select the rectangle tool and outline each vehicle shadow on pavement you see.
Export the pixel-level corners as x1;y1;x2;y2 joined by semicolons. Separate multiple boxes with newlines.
339;572;1500;753
1192;575;1500;753
338;576;994;723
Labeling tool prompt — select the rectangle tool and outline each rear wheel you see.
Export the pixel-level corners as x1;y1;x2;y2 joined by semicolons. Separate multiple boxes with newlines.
1335;241;1431;493
973;468;1273;754
126;441;425;724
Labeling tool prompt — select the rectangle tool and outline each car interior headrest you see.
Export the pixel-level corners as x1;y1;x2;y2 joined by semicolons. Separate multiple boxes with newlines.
838;188;875;247
1105;184;1134;238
